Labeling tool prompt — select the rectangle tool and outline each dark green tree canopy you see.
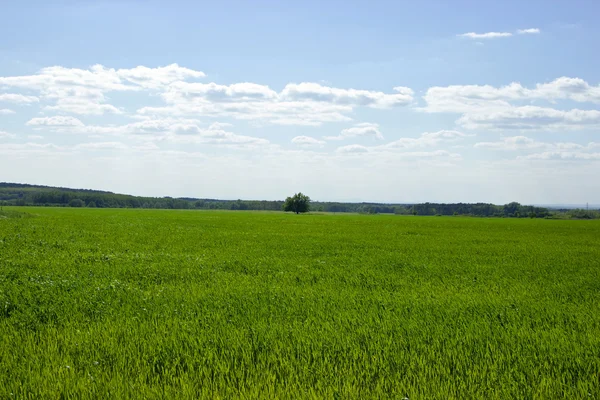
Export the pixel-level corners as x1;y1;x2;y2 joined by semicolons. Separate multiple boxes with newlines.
283;192;310;214
68;198;85;208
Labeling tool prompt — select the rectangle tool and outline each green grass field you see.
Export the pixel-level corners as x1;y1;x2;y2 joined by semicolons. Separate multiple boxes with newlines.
1;207;599;398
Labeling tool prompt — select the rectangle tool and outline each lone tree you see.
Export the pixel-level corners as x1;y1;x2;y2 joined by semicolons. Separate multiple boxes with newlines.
283;192;310;214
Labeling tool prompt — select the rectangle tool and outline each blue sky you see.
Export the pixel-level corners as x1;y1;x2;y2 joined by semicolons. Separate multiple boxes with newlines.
1;0;599;204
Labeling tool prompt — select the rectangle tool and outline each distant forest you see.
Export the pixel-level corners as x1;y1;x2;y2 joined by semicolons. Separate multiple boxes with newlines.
1;182;597;219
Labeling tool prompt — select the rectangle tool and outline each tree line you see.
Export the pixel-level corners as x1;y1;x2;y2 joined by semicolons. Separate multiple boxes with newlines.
2;182;596;218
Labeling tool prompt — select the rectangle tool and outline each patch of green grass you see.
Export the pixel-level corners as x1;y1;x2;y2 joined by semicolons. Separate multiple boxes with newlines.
0;207;599;398
0;209;33;219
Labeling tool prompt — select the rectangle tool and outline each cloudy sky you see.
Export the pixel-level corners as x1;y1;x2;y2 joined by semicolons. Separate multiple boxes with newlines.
1;0;599;204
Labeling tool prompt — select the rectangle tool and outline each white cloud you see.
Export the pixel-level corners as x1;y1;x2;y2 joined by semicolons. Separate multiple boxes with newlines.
166;81;278;102
292;136;326;147
335;144;461;161
332;130;467;160
421;130;472;140
0;109;15;115
281;82;413;108
165;129;270;147
75;142;128;150
325;122;384;141
475;136;596;151
423;77;600;111
0;63;205;115
27;135;44;140
517;28;540;34
532;77;600;103
115;64;206;89
0;63;205;93
0;142;67;156
458;106;600;130
1;63;413;125
395;150;461;159
336;144;370;154
519;151;600;161
133;142;160;151
0;130;16;138
0;93;39;104
208;122;233;130
423;77;600;130
458;32;512;39
138;100;354;127
382;130;471;149
26;116;84;127
475;136;545;150
143;82;411;126
458;28;540;39
26;116;271;148
45;99;122;115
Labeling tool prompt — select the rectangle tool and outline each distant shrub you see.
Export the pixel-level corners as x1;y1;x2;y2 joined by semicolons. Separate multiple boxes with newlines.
69;199;85;208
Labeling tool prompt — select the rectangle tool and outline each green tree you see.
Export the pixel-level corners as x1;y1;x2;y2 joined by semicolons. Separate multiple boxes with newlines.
283;192;311;214
69;199;85;207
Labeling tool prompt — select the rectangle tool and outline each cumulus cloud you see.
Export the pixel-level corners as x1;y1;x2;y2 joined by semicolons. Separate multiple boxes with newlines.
0;142;67;156
519;151;600;161
143;82;411;126
517;28;540;34
325;122;384;141
532;77;600;102
281;83;413;108
26;116;271;148
336;144;370;154
291;136;326;147
396;150;461;159
475;136;544;150
166;128;270;147
0;93;39;104
45;99;122;115
0;130;16;138
475;136;595;151
138;100;354;126
114;64;206;89
458;28;540;39
458;31;512;39
335;144;461;161
0;63;205;115
208;122;233;130
26;116;84;127
75;142;128;150
0;63;204;93
332;130;468;161
133;142;160;151
423;77;600;130
1;63;414;125
424;77;600;111
382;130;471;150
457;106;600;130
421;130;472;140
166;81;278;102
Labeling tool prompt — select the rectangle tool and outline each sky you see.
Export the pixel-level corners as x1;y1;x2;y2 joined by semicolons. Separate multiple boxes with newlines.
1;0;599;204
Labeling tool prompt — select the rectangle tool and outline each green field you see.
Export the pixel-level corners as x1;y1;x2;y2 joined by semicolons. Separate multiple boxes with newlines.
1;208;599;398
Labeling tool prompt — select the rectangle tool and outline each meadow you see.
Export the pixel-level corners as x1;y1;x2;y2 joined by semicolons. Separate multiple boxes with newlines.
0;207;599;398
